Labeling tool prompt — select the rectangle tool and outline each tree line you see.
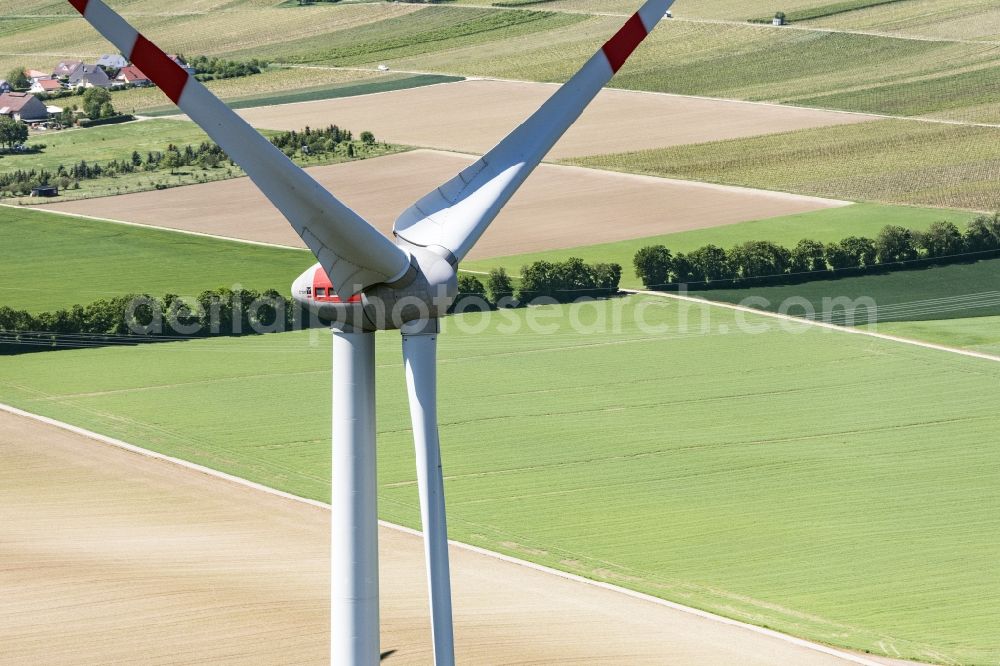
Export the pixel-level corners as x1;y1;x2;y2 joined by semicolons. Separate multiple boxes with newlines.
0;125;379;197
454;258;623;311
633;214;1000;290
2;259;625;352
187;55;268;82
0;288;306;353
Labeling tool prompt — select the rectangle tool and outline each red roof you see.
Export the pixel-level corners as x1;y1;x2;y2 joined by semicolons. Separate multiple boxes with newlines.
117;65;150;82
35;79;62;91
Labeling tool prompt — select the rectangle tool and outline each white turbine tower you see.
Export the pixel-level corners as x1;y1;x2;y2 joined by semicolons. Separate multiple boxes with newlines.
72;0;675;663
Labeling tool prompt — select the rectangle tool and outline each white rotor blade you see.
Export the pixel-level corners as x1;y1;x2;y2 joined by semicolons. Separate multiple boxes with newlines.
402;328;454;666
394;0;675;263
69;0;411;299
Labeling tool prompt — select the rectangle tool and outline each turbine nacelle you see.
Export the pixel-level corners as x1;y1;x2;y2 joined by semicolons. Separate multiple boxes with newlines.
292;245;458;332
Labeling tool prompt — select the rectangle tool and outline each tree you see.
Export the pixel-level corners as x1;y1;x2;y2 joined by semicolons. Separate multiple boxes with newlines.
670;253;695;284
839;236;878;268
553;257;593;298
517;260;557;302
789;239;827;273
359;131;375;145
58;107;76;127
486;267;514;305
161;148;183;174
917;221;964;259
0;116;28;151
6;67;29;90
824;242;853;270
633;245;672;289
964;213;1000;253
81;87;113;119
685;245;730;284
592;263;622;295
453;274;489;312
875;225;918;264
728;240;790;280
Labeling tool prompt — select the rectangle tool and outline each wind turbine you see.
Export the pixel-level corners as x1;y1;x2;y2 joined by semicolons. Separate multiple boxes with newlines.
71;0;675;663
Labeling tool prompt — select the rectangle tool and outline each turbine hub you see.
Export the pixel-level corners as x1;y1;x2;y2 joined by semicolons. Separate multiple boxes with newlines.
292;246;457;333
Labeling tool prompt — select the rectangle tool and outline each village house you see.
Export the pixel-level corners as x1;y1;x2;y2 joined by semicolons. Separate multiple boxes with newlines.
25;69;50;84
68;64;111;89
30;78;63;94
53;59;83;78
96;54;128;70
0;92;48;122
115;65;151;87
0;80;11;94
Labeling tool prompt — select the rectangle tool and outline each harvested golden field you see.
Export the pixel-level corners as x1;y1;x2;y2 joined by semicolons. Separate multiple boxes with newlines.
41;149;847;259
231;78;876;159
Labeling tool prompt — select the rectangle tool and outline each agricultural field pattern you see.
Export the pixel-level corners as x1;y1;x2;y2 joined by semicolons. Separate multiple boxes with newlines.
1;0;999;664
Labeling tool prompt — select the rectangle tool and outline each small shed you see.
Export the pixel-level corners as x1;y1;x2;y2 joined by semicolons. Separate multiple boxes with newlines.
30;185;59;197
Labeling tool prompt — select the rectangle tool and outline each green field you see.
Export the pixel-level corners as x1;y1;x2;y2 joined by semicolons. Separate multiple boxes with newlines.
748;0;909;24
4;117;403;201
567;120;1000;212
138;73;464;116
0;207;311;312
462;203;978;287
1;299;998;664
878;314;1000;355
225;7;589;66
698;257;1000;324
800;0;1000;41
53;68;447;116
10;120;211;173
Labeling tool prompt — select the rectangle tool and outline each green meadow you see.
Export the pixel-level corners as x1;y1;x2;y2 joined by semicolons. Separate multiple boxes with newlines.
1;299;998;664
0;208;311;312
699;258;1000;324
878;314;1000;356
2;117;404;201
138;73;464;116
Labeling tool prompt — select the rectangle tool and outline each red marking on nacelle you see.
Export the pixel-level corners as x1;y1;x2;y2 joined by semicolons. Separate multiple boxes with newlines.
602;13;649;74
313;266;362;303
68;0;88;14
130;35;189;105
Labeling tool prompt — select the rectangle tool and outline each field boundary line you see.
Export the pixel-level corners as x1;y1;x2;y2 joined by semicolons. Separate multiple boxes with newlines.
625;289;1000;364
0;401;896;666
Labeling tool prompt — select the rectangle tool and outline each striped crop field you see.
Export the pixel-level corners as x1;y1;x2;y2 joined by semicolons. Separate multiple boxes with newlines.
0;3;996;122
1;299;998;664
800;0;1000;41
566;119;1000;212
